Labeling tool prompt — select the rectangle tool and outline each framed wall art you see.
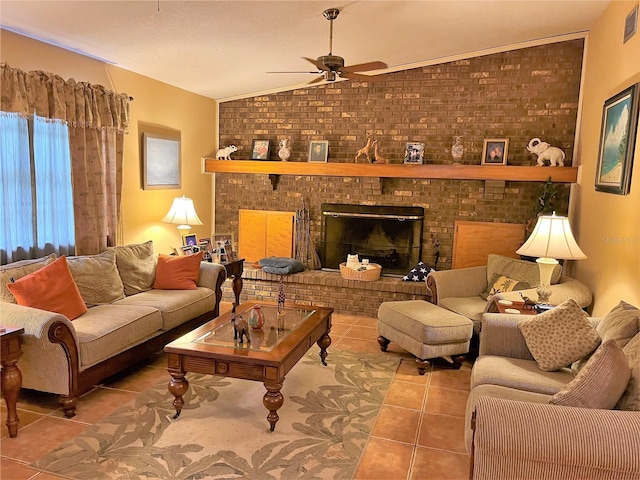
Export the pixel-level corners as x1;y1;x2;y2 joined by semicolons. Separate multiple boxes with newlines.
624;4;638;43
481;138;509;165
250;139;270;160
404;142;424;164
308;140;329;162
595;83;639;195
142;131;181;190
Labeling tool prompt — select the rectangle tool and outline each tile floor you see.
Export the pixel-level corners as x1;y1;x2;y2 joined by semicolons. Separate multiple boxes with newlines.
1;302;472;480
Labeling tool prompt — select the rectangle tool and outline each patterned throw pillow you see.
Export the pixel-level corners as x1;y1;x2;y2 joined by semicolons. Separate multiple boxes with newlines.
518;298;601;372
67;250;126;305
616;332;640;411
550;340;630;409
486;253;561;288
402;261;432;282
480;274;530;301
109;240;156;296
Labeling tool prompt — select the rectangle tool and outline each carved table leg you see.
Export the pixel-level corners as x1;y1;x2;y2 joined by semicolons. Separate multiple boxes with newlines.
263;381;284;432
378;336;390;352
1;360;22;437
317;331;332;366
232;275;243;306
168;372;189;419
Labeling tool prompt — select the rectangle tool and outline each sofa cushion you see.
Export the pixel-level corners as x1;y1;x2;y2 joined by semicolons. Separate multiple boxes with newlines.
617;331;640;411
110;240;156;296
153;252;203;290
67;250;126;306
471;356;573;395
7;256;87;320
72;304;163;367
481;274;530;301
550;340;630;409
518;299;600;372
0;253;56;304
597;300;640;348
486;253;561;288
114;287;215;330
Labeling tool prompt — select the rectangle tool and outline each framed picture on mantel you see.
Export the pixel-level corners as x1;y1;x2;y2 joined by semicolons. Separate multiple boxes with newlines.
481;138;509;165
308;140;329;162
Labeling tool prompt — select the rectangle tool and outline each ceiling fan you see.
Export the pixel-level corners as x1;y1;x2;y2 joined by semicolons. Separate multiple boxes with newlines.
268;8;388;84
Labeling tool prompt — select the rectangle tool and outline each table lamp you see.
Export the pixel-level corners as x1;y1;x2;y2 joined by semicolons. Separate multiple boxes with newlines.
162;195;203;236
516;212;586;303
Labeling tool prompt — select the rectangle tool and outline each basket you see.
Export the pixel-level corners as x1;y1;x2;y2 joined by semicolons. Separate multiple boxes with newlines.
339;262;382;281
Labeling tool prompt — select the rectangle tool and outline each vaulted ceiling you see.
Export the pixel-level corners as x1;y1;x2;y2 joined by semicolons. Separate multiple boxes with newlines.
1;1;609;101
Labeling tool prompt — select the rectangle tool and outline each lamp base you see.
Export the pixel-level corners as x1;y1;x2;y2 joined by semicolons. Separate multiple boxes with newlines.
177;225;191;237
536;257;558;304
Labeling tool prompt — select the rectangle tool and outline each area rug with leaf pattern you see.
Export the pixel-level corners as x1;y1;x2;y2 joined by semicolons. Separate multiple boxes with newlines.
33;349;400;479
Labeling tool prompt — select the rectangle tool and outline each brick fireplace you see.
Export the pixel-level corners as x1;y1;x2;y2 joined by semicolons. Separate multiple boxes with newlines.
215;40;583;314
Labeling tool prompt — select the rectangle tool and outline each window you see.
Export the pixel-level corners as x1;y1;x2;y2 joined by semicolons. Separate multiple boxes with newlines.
0;112;75;264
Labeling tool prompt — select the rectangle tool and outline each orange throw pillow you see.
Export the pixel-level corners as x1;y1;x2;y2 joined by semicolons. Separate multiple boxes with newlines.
153;252;203;290
7;256;88;320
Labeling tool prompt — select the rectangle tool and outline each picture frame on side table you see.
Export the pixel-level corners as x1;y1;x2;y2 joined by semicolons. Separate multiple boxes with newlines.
481;139;509;165
182;234;197;247
213;233;235;263
308;140;329;162
250;139;271;160
595;83;639;195
142;131;181;190
403;142;425;164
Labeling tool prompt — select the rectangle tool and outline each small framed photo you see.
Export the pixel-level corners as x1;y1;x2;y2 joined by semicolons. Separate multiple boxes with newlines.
250;139;270;160
595;83;639;195
481;139;509;165
181;245;198;256
198;237;213;253
213;233;234;252
182;234;197;247
308;140;329;162
624;5;638;43
404;142;425;164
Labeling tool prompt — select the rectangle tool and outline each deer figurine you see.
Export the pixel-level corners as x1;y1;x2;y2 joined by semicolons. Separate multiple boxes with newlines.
355;134;374;163
372;140;387;164
231;303;250;344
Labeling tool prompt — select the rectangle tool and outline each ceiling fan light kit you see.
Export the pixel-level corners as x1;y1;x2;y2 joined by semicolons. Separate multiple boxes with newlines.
269;8;388;84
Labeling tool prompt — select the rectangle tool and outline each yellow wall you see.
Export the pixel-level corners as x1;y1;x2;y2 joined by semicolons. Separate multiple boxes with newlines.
572;1;640;315
0;30;217;255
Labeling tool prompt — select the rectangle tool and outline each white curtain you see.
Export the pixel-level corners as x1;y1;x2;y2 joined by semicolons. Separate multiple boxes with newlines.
0;112;33;263
0;113;75;263
33;115;75;257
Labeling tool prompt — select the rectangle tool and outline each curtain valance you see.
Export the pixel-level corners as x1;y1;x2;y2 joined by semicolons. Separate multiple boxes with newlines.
1;62;130;133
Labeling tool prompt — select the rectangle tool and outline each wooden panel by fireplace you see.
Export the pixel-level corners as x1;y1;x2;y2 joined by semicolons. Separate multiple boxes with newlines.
319;204;424;276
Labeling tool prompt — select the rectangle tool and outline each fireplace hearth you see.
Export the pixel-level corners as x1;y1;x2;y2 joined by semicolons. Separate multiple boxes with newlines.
319;203;424;276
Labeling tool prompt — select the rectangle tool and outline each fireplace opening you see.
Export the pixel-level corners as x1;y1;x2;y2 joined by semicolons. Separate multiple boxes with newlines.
319;203;424;276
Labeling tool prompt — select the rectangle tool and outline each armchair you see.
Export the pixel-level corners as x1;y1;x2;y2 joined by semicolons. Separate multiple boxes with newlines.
426;254;592;333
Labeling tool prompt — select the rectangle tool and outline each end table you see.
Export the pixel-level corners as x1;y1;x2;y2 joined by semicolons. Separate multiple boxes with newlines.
220;258;244;306
1;326;24;437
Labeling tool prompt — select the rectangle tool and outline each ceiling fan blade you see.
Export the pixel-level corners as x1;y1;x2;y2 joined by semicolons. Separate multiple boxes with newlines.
266;71;321;74
339;71;386;82
303;57;329;71
341;61;388;73
308;74;327;85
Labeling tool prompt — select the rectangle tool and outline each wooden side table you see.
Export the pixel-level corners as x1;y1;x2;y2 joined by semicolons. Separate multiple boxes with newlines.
221;258;244;306
1;326;24;437
486;299;537;316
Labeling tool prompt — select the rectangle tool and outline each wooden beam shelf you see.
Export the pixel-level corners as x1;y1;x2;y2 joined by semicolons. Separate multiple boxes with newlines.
203;159;578;183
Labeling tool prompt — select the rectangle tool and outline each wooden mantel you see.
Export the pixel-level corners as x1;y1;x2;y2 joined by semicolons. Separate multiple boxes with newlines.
203;159;578;183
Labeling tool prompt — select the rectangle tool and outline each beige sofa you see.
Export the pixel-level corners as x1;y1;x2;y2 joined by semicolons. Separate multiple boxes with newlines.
466;305;640;479
426;254;593;334
0;241;226;418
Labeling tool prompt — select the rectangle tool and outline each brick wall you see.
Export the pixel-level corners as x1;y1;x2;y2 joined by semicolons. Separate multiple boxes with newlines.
216;40;583;270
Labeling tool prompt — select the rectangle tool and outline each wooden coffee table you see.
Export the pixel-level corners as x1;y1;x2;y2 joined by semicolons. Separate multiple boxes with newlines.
165;301;332;431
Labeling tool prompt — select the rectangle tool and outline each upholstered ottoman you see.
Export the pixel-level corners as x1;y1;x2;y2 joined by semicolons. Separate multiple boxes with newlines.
377;300;473;374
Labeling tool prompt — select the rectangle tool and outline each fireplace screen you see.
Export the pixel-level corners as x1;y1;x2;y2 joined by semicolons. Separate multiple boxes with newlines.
319;203;424;276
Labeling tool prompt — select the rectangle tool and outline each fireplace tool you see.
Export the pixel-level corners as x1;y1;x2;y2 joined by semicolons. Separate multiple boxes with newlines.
296;201;321;269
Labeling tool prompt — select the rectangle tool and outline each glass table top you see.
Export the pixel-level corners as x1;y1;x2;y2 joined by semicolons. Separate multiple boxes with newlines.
194;305;316;352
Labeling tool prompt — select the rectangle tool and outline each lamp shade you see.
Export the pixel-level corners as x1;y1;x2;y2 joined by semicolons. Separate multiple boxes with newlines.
161;196;203;227
516;213;586;260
